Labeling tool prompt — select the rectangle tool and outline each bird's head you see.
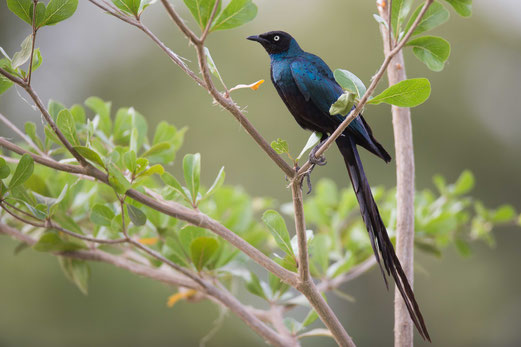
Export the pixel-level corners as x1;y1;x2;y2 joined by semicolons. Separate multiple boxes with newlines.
247;31;295;55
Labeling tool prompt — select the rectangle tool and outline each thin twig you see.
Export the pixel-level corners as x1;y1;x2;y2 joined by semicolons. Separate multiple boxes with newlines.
0;112;46;156
0;68;90;167
27;0;38;85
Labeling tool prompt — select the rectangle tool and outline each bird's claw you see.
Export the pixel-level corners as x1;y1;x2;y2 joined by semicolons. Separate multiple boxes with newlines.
309;140;327;166
294;164;314;194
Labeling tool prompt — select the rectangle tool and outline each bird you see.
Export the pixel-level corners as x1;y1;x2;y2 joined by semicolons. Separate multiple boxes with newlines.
247;30;430;341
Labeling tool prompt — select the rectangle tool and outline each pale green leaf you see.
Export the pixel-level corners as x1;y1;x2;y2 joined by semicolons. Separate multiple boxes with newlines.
405;2;450;36
183;153;201;204
444;0;472;17
262;210;294;256
211;0;257;31
190;236;219;271
406;36;451;71
9;153;34;188
333;69;367;98
11;34;33;69
368;78;431;107
42;0;78;26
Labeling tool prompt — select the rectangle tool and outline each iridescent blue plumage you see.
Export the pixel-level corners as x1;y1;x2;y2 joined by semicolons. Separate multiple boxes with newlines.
248;31;430;341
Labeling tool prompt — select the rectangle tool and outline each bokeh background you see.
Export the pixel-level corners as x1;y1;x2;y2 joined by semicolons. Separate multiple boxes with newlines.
1;0;520;346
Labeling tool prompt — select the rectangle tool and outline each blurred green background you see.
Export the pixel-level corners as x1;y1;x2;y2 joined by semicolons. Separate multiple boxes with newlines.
1;0;520;346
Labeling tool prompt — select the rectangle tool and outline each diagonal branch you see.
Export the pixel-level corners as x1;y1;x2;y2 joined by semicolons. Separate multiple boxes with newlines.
0;68;89;167
0;112;47;157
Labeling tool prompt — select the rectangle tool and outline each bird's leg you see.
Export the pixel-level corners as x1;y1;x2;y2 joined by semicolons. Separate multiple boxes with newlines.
294;163;315;194
309;138;328;166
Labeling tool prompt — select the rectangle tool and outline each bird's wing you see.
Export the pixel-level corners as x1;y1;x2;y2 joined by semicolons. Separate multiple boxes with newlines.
289;55;343;115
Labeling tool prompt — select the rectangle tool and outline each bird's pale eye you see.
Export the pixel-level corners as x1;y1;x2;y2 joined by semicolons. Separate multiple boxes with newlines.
273;35;280;42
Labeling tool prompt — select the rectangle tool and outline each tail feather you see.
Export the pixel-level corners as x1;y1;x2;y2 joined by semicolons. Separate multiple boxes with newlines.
336;136;431;342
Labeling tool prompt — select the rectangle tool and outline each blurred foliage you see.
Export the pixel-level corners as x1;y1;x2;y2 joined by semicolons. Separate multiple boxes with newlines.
0;95;518;337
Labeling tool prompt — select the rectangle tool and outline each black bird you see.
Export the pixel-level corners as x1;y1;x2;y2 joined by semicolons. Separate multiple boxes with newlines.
248;30;430;341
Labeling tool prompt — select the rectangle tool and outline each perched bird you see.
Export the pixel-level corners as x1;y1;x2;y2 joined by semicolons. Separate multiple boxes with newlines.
248;31;430;341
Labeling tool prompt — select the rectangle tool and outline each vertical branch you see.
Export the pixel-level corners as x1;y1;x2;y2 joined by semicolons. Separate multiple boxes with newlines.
291;178;355;347
378;4;415;347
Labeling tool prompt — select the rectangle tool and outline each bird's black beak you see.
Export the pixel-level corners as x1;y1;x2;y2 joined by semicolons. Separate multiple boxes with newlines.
247;35;267;44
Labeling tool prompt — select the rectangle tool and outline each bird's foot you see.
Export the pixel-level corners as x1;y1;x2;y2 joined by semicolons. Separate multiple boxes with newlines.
309;140;328;166
294;164;314;194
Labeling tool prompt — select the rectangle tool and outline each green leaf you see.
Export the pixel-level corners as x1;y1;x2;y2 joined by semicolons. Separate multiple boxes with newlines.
42;0;78;26
297;132;322;161
11;34;33;69
107;163;131;194
452;170;474;195
161;172;189;199
203;166;225;199
183;0;221;30
492;205;516;223
48;99;66;121
58;257;90;295
405;2;450;36
123;150;137;173
127;204;147;226
70;104;85;124
444;0;472;17
85;96;112;136
302;308;319;327
270;138;289;155
73;146;105;167
406;36;451;72
0;60;14;94
310;234;330;274
137;164;164;178
24;121;44;151
141;142;171;157
368;78;431;107
245;272;267;299
7;0;32;24
90;203;115;227
204;47;224;83
31;48;43;71
0;158;10;179
112;0;141;15
262;210;294;256
9;153;34;189
333;69;367;98
190;236;219;271
329;92;355;117
56;109;80;146
391;0;414;36
183;153;201;204
33;232;85;252
30;2;46;28
211;0;257;31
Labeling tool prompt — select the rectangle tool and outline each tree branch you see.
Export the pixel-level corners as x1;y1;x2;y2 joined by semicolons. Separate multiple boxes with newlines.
0;222;294;347
0;112;46;157
0;68;89;167
378;3;417;346
0;137;299;287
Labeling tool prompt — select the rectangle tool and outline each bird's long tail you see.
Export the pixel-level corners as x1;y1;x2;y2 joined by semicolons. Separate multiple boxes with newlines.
336;135;431;342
